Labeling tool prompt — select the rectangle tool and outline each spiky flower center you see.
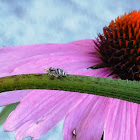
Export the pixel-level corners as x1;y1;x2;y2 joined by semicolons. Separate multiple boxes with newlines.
95;10;140;81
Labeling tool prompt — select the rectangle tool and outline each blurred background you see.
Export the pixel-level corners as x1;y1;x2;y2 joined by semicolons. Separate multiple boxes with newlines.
0;0;139;139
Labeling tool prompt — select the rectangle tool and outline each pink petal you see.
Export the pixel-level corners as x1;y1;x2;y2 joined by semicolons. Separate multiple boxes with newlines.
7;54;98;75
104;99;138;140
4;90;87;139
136;105;140;139
63;95;110;140
74;67;113;78
0;90;30;106
0;39;96;73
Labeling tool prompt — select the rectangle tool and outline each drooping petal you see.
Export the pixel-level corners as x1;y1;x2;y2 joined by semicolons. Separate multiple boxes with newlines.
0;90;30;106
136;105;140;139
4;90;87;140
104;99;138;140
63;95;110;140
7;54;98;75
0;39;96;73
1;48;101;75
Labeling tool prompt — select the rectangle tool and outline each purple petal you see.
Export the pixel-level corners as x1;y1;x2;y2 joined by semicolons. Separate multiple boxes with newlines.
104;99;138;140
74;67;113;78
136;106;140;139
0;90;30;106
0;39;96;74
4;90;87;139
63;95;110;140
8;54;98;75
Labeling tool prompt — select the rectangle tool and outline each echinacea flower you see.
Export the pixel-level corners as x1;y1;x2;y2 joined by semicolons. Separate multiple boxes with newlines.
0;10;140;140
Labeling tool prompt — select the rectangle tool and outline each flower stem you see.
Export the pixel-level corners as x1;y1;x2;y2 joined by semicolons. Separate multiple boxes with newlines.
0;74;140;103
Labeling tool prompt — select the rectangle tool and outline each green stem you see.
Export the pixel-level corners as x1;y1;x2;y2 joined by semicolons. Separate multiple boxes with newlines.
0;74;140;103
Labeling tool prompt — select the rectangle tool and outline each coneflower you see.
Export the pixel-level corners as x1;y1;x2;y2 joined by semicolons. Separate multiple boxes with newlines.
94;10;140;80
0;11;139;140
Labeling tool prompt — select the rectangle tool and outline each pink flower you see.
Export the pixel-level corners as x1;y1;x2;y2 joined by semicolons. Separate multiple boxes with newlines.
0;39;139;140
